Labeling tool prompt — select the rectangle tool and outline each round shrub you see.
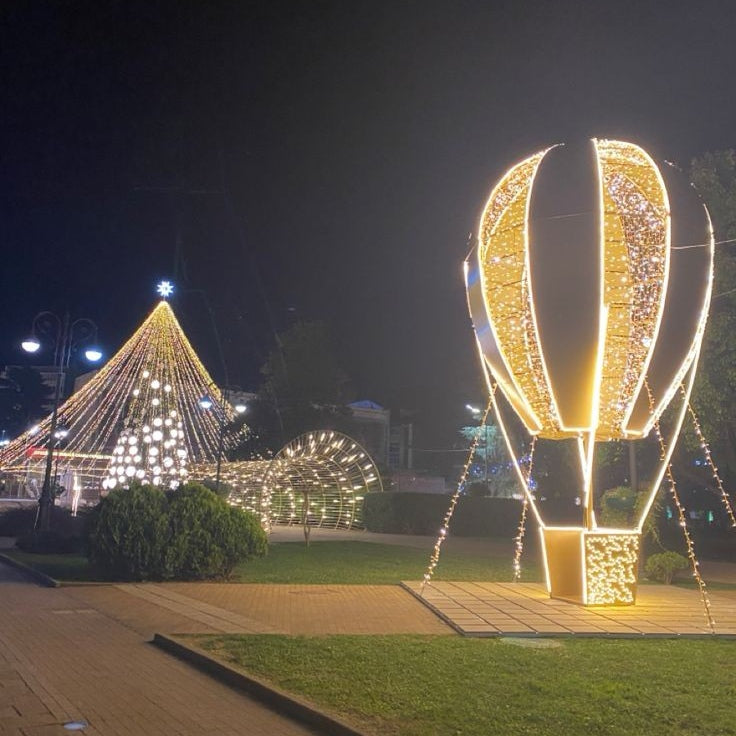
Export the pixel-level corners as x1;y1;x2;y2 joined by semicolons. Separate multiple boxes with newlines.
0;507;36;537
88;484;170;580
166;483;267;579
645;551;689;584
87;482;267;581
196;477;234;500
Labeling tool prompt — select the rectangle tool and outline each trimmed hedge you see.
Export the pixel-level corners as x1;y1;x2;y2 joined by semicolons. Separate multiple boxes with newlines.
1;506;90;553
88;482;267;581
362;492;580;537
0;505;88;539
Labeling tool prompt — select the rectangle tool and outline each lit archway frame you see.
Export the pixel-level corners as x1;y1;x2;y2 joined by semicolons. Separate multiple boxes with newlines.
465;139;714;606
197;431;384;530
261;431;383;530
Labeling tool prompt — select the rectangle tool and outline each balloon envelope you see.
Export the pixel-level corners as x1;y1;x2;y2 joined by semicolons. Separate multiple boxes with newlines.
465;139;713;441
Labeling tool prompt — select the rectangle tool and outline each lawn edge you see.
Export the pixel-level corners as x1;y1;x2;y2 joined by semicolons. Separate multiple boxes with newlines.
152;633;370;736
0;551;60;587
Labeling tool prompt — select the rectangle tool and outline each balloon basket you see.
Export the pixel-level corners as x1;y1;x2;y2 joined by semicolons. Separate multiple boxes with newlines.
540;527;641;606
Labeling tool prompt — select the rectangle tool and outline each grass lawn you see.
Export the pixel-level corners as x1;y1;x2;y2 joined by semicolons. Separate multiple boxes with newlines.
2;550;106;581
232;541;542;584
193;633;736;736
2;541;541;584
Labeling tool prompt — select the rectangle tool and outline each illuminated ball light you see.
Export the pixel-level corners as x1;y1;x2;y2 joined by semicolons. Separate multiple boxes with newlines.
465;139;714;605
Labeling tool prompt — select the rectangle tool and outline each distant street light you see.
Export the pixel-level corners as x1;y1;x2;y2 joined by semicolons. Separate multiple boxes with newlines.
21;311;102;531
198;395;214;410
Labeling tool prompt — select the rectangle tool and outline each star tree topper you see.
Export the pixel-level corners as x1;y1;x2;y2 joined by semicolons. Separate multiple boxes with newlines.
157;280;174;299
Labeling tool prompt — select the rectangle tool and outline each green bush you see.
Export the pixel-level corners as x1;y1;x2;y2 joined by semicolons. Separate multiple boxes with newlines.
599;486;637;527
362;492;583;536
88;484;171;580
0;505;89;540
16;528;84;554
363;493;528;536
466;482;490;498
167;484;267;579
196;477;234;500
87;482;267;581
645;551;689;584
362;493;450;534
0;507;36;536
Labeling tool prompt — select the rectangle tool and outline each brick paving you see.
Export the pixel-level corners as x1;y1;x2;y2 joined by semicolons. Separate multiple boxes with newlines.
403;580;736;637
0;564;319;736
61;582;451;639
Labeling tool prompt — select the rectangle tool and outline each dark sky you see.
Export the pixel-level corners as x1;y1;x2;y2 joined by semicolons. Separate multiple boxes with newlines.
2;0;736;446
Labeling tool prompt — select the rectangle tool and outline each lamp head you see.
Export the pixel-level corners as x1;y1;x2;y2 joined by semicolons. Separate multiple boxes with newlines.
22;337;41;353
54;426;69;440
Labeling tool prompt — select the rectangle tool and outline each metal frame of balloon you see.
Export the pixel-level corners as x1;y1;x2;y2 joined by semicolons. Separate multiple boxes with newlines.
467;140;714;608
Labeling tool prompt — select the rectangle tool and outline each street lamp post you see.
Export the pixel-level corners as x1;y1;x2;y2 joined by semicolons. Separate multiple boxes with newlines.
22;312;102;531
198;388;246;493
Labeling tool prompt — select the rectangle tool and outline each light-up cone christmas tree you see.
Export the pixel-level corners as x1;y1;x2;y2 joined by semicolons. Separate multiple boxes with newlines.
103;379;190;491
0;285;240;493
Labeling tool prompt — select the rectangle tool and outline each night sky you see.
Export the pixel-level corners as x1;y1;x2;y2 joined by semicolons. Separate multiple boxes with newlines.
2;0;736;448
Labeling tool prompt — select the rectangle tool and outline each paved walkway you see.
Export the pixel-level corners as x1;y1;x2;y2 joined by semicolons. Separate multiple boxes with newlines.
59;582;450;640
0;564;321;736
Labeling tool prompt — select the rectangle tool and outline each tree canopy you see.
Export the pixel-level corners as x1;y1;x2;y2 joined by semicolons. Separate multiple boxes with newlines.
253;320;354;446
689;150;736;484
0;366;52;439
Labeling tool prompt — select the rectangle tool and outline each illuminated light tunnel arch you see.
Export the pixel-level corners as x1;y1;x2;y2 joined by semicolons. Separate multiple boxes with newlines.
209;431;384;530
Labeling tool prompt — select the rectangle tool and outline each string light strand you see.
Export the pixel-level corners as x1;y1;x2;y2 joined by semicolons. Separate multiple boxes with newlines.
420;389;496;595
647;383;715;633
512;435;536;582
682;386;736;528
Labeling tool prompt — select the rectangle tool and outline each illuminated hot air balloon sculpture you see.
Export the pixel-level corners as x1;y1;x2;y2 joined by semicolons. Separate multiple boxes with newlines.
464;139;714;605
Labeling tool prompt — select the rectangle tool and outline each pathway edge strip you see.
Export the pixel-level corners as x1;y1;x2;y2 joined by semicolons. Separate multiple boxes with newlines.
0;552;60;587
152;633;369;736
399;581;475;636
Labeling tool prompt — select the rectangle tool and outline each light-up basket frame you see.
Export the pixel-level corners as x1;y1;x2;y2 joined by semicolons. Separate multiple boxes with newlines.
540;527;641;606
